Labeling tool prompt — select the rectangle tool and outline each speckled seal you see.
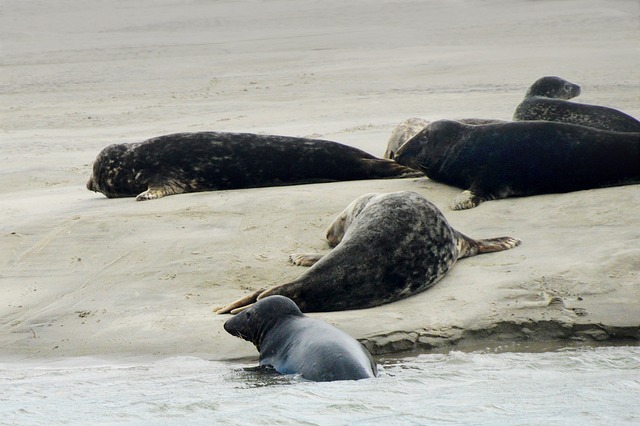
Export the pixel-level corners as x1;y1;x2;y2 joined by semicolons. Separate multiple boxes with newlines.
223;295;377;382
216;191;520;313
86;131;423;201
513;76;640;132
384;117;506;160
394;119;640;210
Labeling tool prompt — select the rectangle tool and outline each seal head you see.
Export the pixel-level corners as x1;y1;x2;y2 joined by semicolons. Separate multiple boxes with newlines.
523;76;581;99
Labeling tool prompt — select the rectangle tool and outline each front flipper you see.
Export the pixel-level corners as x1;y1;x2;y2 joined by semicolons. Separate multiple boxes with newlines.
136;179;187;201
289;253;325;267
450;189;484;210
215;288;266;314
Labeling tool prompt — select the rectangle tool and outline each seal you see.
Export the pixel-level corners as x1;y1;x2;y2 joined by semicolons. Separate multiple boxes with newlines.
384;117;506;160
394;119;640;210
514;76;640;132
223;295;378;382
384;118;430;160
215;191;520;313
86;131;423;201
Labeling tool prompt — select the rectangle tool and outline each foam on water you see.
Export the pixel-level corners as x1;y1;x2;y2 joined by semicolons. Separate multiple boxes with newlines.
2;346;639;425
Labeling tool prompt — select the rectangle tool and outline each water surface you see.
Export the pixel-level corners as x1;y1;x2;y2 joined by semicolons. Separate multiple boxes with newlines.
2;346;639;425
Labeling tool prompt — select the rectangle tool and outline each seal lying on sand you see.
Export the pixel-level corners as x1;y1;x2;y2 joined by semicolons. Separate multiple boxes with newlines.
384;117;506;160
394;119;640;210
216;191;520;313
87;132;423;201
224;295;377;382
384;118;431;160
514;76;640;132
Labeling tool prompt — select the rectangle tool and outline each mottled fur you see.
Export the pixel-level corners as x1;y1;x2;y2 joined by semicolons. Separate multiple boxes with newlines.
216;191;520;313
87;132;423;201
514;76;640;132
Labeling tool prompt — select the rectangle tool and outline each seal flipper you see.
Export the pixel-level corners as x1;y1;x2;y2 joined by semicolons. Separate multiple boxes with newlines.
289;253;325;267
456;231;521;259
135;178;187;201
450;189;486;210
215;288;266;314
361;158;424;179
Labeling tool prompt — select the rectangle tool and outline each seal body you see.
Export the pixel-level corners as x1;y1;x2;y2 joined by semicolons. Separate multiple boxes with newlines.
384;117;506;160
216;191;520;313
223;295;377;382
514;76;640;132
87;132;422;200
395;119;640;210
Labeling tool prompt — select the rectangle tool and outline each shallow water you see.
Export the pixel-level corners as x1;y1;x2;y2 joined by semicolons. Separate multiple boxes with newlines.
2;346;639;425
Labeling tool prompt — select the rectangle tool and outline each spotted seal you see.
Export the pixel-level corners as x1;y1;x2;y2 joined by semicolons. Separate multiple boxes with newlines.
384;118;431;160
384;117;506;160
86;132;423;201
223;295;377;382
215;191;520;313
513;76;640;132
394;119;640;210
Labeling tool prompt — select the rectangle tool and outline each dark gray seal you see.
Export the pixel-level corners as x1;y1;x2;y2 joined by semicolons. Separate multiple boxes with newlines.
223;295;377;382
514;76;640;132
86;132;423;201
216;191;520;313
394;119;640;210
384;117;506;160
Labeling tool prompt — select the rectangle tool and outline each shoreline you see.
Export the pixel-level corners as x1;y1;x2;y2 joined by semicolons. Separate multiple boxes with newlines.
2;0;639;363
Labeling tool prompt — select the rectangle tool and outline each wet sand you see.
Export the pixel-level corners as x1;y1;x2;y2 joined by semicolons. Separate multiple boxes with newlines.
1;0;639;360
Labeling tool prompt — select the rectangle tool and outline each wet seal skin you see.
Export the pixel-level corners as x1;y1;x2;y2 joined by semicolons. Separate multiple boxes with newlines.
216;191;520;313
87;131;423;201
514;76;640;132
223;295;377;382
394;119;640;210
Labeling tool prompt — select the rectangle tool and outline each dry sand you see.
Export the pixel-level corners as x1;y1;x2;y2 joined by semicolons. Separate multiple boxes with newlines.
1;0;639;361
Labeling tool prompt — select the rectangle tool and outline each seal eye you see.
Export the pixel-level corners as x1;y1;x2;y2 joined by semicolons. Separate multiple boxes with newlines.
564;83;572;92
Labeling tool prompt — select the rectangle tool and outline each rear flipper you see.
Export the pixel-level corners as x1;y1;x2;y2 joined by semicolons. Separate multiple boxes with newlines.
457;231;521;259
363;158;424;179
215;288;267;314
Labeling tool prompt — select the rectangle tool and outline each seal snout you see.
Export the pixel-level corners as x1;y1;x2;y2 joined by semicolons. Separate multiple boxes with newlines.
394;143;420;169
572;84;581;98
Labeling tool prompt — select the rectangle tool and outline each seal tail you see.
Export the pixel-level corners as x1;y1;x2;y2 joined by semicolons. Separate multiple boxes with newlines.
456;231;521;259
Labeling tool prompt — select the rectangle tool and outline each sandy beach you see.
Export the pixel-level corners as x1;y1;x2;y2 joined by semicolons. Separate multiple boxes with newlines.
1;0;639;361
